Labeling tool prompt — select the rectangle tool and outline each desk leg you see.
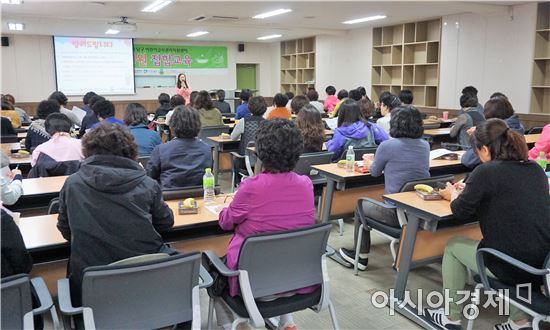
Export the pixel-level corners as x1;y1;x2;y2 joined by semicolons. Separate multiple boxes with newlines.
213;147;220;184
322;180;352;268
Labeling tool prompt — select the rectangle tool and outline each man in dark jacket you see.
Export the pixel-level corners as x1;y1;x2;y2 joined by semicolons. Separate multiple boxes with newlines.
57;124;174;305
1;209;32;278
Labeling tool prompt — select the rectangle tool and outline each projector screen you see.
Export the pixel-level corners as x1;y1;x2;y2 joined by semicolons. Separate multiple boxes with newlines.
53;36;135;96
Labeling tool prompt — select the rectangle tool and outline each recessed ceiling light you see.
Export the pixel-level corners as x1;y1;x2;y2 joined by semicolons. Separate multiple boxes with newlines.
1;0;23;4
342;15;387;25
142;0;173;13
105;29;120;35
7;23;24;31
186;31;209;37
253;9;292;19
257;34;282;40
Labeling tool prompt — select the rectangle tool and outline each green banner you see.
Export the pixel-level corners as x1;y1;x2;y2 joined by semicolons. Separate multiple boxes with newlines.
133;44;228;70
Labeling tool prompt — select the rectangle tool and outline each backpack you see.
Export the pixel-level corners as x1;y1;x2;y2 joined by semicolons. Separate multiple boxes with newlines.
342;126;377;150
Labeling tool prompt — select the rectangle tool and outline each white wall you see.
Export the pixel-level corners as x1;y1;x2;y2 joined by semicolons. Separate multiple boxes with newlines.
439;3;537;112
0;35;279;102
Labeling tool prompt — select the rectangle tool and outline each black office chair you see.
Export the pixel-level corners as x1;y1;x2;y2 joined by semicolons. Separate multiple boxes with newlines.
137;156;150;168
1;135;19;143
162;185;221;200
526;126;544;135
47;197;60;215
339;147;378;161
198;125;231;147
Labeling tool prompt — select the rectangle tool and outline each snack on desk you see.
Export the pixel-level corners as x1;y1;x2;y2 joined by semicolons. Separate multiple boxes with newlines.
178;198;199;214
220;133;231;139
11;150;30;159
414;184;443;200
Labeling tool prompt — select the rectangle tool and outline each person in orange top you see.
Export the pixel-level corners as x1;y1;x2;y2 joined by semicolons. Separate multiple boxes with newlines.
266;93;292;120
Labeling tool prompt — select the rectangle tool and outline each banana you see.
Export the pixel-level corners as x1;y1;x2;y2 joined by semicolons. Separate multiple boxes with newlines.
414;184;434;194
183;198;196;209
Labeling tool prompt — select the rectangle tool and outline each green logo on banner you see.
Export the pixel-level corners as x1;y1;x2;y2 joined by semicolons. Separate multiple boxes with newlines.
133;44;228;69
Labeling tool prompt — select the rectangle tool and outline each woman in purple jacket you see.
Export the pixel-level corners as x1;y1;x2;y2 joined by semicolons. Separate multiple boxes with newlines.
214;119;316;330
326;99;389;160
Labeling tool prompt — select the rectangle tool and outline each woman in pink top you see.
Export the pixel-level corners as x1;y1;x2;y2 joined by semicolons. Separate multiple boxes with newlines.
175;73;191;105
31;113;83;167
215;119;316;330
528;123;550;162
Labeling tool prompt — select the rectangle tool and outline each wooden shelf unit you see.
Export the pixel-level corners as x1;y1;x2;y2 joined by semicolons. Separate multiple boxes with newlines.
280;37;316;95
371;19;441;108
531;2;550;113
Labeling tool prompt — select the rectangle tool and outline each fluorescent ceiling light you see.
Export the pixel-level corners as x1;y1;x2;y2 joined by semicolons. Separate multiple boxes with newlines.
141;0;172;13
257;34;282;40
7;23;24;31
342;15;387;25
105;29;120;35
253;9;292;19
1;0;23;4
186;31;209;37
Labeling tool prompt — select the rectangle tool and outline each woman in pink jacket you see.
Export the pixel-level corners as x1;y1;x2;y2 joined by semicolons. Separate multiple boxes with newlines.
214;119;316;330
528;123;550;162
175;73;191;105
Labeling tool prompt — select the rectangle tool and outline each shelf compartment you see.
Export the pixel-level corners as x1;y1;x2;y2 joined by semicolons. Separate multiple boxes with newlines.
282;70;297;84
308;53;315;68
416;19;441;42
414;64;438;85
403;65;414;85
281;55;292;70
302;37;315;52
425;86;437;107
534;30;550;59
404;23;415;43
409;86;426;106
302;69;315;83
536;2;549;30
372;66;382;85
282;40;297;55
373;46;392;65
371;85;391;103
382;26;394;45
289;55;297;69
373;27;383;46
381;66;402;85
532;59;550;86
427;42;439;63
392;45;403;65
390;86;401;96
297;54;308;69
530;87;550;114
404;43;427;64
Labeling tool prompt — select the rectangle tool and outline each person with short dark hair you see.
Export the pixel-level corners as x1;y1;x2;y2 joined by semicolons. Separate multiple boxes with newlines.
484;97;524;134
1;99;21;128
339;106;430;269
1;208;33;277
124;103;162;156
290;95;309;115
425;118;550;330
348;89;362;102
307;89;325;114
91;99;124;128
327;99;389;160
48;91;81;126
78;95;104;137
324;85;338;113
285;91;295;109
155;93;172;118
398;89;413;105
331;89;351;117
358;97;375;121
267;93;291;120
376;93;401;133
82;91;97;113
189;91;199;108
214;89;231;114
296;104;326;153
1;117;16;137
235;89;252;120
2;94;31;124
461;85;484;115
30;113;83;169
146;106;212;189
356;86;367;98
57;124;174;306
25;100;60;152
213;119;316;330
450;93;485;148
164;95;186;126
195;90;223;127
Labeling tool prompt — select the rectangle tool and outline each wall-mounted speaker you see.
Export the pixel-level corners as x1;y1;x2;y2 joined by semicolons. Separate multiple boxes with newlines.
1;37;9;47
238;43;245;52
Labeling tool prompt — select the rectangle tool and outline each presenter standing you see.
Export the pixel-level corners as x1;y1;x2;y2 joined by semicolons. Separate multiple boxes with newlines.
176;73;192;105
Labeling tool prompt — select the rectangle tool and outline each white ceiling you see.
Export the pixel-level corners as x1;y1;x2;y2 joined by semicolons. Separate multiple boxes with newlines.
0;1;530;42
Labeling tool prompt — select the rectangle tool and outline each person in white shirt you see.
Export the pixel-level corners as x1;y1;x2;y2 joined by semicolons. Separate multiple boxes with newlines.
0;153;22;206
376;94;401;133
307;90;326;114
48;91;82;126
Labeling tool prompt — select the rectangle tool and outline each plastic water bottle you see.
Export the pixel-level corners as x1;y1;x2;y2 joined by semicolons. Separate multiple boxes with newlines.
346;146;355;173
536;151;547;170
203;168;215;204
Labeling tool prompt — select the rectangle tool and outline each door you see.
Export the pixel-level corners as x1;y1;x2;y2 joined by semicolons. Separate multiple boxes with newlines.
236;64;257;91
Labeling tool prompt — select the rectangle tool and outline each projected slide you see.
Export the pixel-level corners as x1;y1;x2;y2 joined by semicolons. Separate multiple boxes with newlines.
54;36;135;95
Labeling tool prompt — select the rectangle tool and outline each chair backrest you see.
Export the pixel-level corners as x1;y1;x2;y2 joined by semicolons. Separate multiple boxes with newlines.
198;125;230;145
162;185;221;200
293;152;333;176
1;274;33;330
544;252;550;297
400;174;455;192
340;146;378;161
423;123;441;130
0;136;18;143
526;126;543;135
81;252;201;329
48;197;60;215
137;156;150;168
237;223;331;298
109;253;170;266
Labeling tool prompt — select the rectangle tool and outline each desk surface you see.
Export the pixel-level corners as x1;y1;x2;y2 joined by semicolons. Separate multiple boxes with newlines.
8;155;31;165
383;191;452;219
424;127;451;136
17;132;27;139
1;142;22;152
207;136;239;144
525;134;541;145
22;176;68;196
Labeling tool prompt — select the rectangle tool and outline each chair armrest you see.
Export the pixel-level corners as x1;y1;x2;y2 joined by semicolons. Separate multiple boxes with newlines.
230;152;245;159
199;265;214;289
203;250;240;277
324;245;336;257
359;197;397;210
57;279;85;316
30;277;54;316
476;248;550;290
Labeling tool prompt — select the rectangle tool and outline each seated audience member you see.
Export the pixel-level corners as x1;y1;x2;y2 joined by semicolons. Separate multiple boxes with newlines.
307;89;325;114
324;85;338;113
48;91;81;126
212;119;316;330
348;89;363;102
425;119;550;330
91;99;125;128
285;91;295;110
0;152;23;205
450;93;485;148
214;89;231;114
398;89;413;105
147;106;212;189
155;93;172;118
2;94;31;125
195;90;224;127
25;100;60;153
327;99;389;160
528;123;550;162
165;95;185;126
188;91;199;108
1;117;16;137
230;96;267;186
487;93;524;134
57;124;174;306
461;85;485;115
290;95;309;115
29;113;83;178
1;101;21;128
358;97;375;122
235;89;252;120
124;103;162;156
356;86;367;99
376;93;401;133
1;208;33;277
267;93;292;120
78;95;104;137
339;106;429;268
330;89;350;118
80;91;97;114
296;104;326;153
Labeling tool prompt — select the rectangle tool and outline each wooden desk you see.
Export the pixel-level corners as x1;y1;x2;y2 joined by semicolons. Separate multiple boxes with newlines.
423;127;451;136
207;136;240;183
8;155;31;166
1;142;22;153
525;133;541;146
22;176;68;196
